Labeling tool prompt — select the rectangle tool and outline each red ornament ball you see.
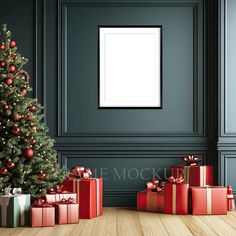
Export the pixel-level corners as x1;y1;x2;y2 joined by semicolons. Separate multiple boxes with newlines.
9;40;16;48
38;171;46;180
8;64;16;73
29;106;37;112
6;160;15;169
3;104;9;110
12;114;21;121
5;77;13;86
0;44;5;50
0;167;8;175
23;148;34;159
21;88;27;95
30;139;36;145
0;61;6;68
12;126;20;135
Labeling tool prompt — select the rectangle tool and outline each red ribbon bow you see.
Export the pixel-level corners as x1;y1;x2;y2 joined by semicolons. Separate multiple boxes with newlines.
182;155;201;166
168;176;184;184
69;166;92;179
146;179;165;192
60;197;76;204
48;184;69;194
33;199;52;207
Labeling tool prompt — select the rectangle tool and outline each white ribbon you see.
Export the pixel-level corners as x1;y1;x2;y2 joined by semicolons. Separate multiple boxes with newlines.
206;187;212;214
172;184;176;214
96;179;100;216
17;195;27;226
0;196;11;226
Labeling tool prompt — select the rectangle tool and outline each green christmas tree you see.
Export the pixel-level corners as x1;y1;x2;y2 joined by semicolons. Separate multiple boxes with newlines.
0;24;66;199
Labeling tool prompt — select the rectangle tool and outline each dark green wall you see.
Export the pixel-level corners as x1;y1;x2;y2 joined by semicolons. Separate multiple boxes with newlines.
218;0;236;199
1;0;224;206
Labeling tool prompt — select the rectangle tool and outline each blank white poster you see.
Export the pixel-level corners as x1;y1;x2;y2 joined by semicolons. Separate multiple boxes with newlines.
99;27;162;108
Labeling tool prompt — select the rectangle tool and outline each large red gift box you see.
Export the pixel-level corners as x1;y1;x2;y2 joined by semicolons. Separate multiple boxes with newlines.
171;165;214;186
55;202;79;224
63;178;103;219
137;191;164;212
191;186;228;215
30;206;55;227
45;193;77;204
164;182;189;214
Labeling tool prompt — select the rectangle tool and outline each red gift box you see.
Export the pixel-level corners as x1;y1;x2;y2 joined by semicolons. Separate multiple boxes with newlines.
171;165;214;186
137;191;164;212
30;200;55;227
55;201;79;224
63;178;103;219
164;177;189;215
190;186;228;215
45;193;77;204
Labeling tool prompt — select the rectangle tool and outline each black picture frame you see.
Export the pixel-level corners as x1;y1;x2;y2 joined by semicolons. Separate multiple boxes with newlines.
98;25;163;109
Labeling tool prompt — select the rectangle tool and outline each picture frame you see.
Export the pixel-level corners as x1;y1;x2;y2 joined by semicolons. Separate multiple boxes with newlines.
98;25;162;108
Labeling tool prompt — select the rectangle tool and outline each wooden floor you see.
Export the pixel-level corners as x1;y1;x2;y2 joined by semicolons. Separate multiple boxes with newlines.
1;208;236;236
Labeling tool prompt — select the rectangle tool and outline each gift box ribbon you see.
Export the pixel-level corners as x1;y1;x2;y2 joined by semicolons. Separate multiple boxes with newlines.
206;187;212;214
146;179;164;192
184;166;207;186
59;197;75;204
69;166;92;179
48;184;70;194
182;155;201;166
96;179;101;216
168;176;184;214
33;199;52;207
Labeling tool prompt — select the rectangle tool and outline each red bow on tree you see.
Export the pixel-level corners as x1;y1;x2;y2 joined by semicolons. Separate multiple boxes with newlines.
182;155;201;166
69;166;92;179
168;176;184;184
146;179;165;192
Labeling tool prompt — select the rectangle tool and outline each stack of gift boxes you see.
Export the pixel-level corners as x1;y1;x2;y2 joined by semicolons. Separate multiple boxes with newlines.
137;155;236;215
0;166;103;228
0;156;235;228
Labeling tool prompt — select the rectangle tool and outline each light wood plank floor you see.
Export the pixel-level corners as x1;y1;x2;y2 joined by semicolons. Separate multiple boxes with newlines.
1;208;236;236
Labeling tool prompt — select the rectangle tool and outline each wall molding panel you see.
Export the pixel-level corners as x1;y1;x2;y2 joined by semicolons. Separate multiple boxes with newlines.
57;0;205;142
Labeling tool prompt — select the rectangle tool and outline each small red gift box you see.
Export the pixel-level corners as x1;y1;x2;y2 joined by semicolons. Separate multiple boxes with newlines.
171;165;214;187
164;177;189;215
55;199;79;224
137;191;164;212
30;200;55;227
63;178;103;219
137;179;164;212
45;193;77;204
190;186;228;215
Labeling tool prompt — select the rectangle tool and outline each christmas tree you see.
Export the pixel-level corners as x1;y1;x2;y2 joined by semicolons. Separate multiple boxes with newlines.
0;24;66;199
